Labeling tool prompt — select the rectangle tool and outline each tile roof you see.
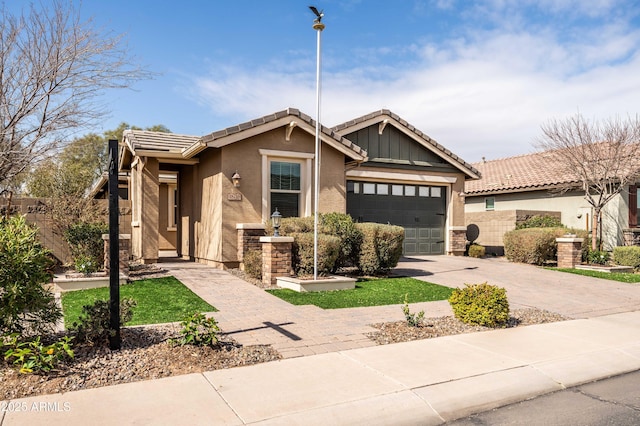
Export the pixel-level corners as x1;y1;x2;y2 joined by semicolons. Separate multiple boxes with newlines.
464;151;580;195
122;130;200;154
201;108;367;160
333;109;480;179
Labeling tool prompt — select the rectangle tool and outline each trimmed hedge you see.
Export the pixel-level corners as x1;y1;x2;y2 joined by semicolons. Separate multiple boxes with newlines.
243;249;262;279
516;215;563;229
503;227;588;266
356;222;404;275
448;282;509;327
290;232;340;276
468;244;485;258
320;212;362;270
613;246;640;269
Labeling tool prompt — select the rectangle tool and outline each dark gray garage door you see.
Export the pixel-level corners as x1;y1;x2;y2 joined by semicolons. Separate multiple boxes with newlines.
346;181;446;255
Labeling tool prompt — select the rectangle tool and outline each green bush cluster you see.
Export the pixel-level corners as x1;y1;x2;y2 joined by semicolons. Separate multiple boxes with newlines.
173;312;220;346
266;213;403;276
356;222;405;275
468;244;485;258
290;232;341;276
65;222;108;272
243;249;262;279
448;283;510;327
69;298;137;345
2;334;74;374
503;227;588;266
516;215;563;229
0;215;61;336
613;246;640;269
586;250;610;265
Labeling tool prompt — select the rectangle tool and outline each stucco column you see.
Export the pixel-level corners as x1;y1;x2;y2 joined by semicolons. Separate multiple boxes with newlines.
556;237;584;269
260;236;294;286
140;157;160;264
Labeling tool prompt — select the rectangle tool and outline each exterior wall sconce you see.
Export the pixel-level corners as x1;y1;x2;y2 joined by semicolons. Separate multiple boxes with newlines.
271;208;282;236
231;171;241;188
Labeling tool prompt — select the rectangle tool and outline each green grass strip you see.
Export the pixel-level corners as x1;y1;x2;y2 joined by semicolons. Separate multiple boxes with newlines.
266;276;453;309
61;276;216;327
552;268;640;283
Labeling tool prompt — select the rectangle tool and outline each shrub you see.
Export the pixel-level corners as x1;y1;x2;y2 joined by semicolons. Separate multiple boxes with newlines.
65;222;108;270
243;249;262;279
0;215;61;336
269;213;363;271
448;283;510;327
74;253;99;275
2;334;74;374
587;250;610;265
290;232;340;276
516;215;563;229
356;223;404;275
402;294;425;327
613;246;640;269
319;212;362;270
503;227;575;265
173;312;219;346
69;298;137;345
468;244;485;258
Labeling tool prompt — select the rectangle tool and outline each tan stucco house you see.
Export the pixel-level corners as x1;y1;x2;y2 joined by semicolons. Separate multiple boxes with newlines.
117;108;479;268
465;151;640;252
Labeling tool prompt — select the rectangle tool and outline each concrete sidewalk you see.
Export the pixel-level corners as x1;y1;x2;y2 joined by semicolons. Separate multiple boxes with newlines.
3;310;640;425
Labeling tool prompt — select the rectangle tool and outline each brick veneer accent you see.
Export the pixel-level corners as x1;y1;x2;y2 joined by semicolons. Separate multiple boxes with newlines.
449;228;466;256
102;234;131;277
556;237;583;269
260;236;294;287
236;223;266;263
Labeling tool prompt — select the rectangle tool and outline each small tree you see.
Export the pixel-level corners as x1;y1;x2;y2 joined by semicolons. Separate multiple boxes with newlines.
0;2;149;193
537;114;640;250
0;215;61;335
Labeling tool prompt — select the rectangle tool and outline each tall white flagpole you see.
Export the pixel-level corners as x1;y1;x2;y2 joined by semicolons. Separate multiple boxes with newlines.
311;8;325;281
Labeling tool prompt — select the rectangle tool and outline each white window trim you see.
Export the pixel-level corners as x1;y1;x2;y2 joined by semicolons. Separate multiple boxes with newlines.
259;149;313;221
485;197;495;211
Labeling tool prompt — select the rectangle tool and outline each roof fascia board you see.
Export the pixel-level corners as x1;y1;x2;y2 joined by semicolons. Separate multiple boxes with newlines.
204;115;366;162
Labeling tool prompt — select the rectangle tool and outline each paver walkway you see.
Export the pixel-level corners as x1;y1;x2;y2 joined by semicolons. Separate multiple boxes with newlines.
164;260;453;358
162;255;640;358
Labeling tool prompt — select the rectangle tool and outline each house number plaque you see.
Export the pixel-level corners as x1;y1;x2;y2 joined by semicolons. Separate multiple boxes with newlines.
227;193;242;201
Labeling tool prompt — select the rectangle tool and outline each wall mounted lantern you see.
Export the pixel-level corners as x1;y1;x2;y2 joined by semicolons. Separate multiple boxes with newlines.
231;171;241;188
271;208;282;237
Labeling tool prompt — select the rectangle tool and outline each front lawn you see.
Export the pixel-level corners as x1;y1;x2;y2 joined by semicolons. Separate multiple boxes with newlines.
266;277;453;309
553;268;640;283
61;276;216;327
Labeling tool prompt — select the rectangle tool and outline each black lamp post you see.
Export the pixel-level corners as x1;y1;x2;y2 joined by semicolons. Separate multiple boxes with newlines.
271;208;282;237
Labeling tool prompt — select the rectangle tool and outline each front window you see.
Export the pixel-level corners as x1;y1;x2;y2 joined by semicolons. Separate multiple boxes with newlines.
270;161;300;217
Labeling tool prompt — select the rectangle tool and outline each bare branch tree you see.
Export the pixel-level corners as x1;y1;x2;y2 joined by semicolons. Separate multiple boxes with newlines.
0;1;150;192
537;113;640;250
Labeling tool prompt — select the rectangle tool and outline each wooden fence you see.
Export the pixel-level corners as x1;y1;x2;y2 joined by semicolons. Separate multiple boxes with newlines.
0;197;132;264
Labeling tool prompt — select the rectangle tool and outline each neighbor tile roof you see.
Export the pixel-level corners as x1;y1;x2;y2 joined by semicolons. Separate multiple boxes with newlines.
464;151;580;195
333;109;480;179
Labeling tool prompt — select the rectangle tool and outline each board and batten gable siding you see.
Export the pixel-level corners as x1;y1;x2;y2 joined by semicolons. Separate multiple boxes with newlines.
343;125;455;171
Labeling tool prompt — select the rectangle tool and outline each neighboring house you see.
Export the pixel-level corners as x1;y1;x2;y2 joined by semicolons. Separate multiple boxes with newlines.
464;151;638;252
116;108;479;267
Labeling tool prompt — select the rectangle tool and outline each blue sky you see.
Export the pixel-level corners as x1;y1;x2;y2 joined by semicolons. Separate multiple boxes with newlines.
9;0;640;162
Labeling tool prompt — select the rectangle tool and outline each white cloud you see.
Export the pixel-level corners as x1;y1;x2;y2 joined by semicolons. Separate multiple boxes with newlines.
187;5;640;163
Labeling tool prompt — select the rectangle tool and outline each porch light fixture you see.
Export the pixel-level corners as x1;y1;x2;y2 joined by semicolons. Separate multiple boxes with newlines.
231;171;241;188
271;208;282;237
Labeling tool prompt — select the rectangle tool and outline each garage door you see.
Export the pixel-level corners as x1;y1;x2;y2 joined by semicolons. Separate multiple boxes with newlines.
346;181;446;255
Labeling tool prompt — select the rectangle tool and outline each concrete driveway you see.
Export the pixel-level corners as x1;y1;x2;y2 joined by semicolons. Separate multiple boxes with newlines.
395;255;640;318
